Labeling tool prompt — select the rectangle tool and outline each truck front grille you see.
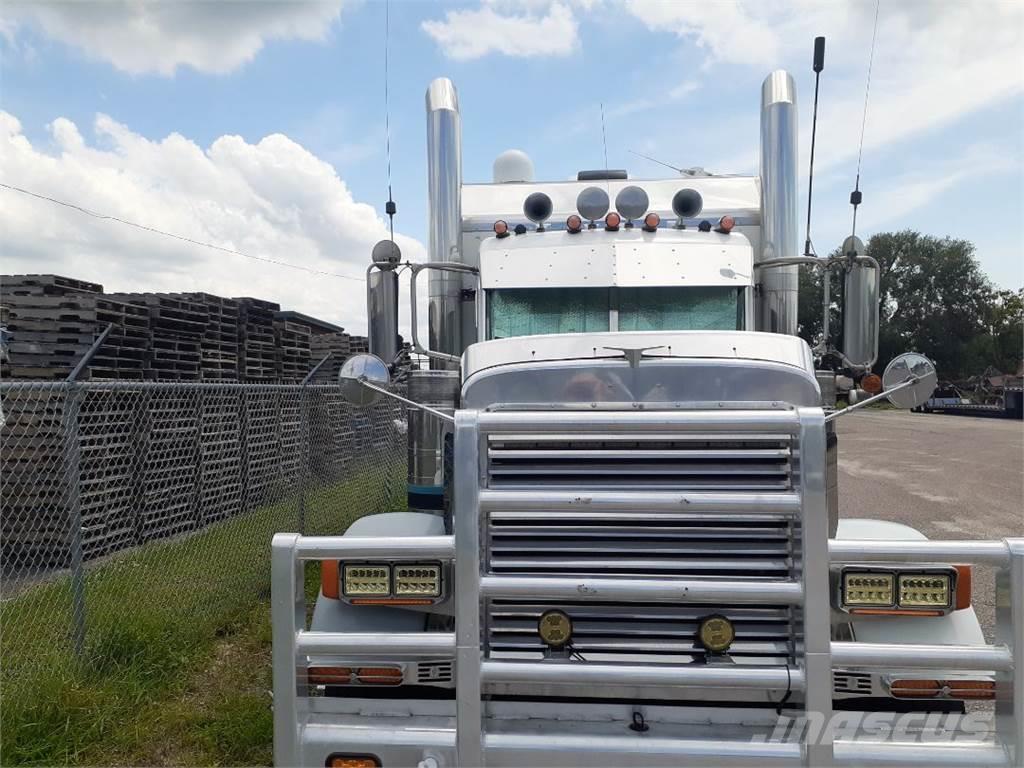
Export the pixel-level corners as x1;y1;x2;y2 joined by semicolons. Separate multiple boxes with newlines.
482;429;801;670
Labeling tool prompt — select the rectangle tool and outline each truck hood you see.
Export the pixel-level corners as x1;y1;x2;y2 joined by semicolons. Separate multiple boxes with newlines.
461;331;821;409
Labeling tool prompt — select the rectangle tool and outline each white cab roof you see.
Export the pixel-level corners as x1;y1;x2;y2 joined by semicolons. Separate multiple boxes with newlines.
479;229;753;289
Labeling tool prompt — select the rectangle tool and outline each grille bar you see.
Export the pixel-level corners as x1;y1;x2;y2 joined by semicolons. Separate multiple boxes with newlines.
482;423;802;676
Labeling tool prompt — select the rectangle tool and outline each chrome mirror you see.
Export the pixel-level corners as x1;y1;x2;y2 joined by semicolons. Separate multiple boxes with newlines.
338;353;391;406
826;352;938;422
882;352;937;410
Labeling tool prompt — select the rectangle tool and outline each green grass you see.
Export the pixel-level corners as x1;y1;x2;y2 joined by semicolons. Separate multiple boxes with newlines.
1;463;404;766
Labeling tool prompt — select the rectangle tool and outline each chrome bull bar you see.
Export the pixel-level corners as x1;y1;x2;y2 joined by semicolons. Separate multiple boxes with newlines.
272;406;1023;767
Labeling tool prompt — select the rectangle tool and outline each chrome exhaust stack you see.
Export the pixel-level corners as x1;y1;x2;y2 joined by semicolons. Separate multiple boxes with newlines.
759;70;799;335
425;78;465;369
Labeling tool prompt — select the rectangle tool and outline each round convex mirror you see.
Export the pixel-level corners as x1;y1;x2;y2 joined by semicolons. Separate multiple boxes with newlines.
338;353;391;406
882;352;937;409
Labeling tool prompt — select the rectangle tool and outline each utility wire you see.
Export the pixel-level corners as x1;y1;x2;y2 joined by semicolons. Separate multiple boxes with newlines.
0;181;366;282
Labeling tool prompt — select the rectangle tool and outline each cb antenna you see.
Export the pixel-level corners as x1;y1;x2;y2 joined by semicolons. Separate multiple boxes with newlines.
803;36;825;257
383;0;396;242
629;149;683;174
849;0;881;244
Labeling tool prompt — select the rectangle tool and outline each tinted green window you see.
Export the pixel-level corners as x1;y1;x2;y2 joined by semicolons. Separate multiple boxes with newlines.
488;288;610;339
618;287;741;331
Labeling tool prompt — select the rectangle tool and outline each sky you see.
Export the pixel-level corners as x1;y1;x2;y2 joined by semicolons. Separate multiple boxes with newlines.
1;0;1022;335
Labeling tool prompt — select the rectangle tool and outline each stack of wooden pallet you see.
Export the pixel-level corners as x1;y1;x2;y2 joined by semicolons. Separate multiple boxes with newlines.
235;298;279;382
274;316;312;383
196;389;244;524
107;293;208;380
308;331;352;383
240;389;282;509
2;275;150;380
77;388;139;557
0;389;70;570
135;388;199;542
178;293;240;381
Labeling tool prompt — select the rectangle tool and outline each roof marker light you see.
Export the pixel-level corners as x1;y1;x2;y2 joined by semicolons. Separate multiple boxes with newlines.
604;212;621;231
566;214;583;234
494;220;509;238
642;212;660;232
716;215;735;234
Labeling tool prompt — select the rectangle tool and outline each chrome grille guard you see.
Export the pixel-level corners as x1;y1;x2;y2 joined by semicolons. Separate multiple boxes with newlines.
272;406;1023;767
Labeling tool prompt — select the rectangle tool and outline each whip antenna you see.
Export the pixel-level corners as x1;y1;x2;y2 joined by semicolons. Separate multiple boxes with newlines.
803;36;825;257
629;149;683;174
383;0;396;242
849;0;881;243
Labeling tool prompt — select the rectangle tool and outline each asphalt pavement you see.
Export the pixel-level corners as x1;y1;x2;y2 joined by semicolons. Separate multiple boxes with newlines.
835;409;1023;642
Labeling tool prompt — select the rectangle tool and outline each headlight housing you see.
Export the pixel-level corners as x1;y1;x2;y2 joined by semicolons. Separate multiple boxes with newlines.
835;566;958;614
338;562;445;604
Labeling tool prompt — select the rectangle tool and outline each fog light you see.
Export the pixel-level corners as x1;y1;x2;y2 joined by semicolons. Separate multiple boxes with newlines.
842;571;895;607
394;564;441;597
898;573;951;608
343;564;390;597
698;614;735;654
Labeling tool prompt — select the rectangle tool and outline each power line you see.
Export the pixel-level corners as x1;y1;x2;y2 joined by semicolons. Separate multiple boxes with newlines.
0;181;367;282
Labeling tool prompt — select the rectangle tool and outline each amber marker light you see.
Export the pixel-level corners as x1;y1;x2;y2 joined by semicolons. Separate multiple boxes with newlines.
861;373;882;394
566;214;583;234
642;212;661;232
326;755;381;768
604;212;622;231
716;215;735;234
494;219;510;238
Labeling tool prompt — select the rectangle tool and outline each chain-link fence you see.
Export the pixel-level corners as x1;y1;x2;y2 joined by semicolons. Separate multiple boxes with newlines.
0;380;407;687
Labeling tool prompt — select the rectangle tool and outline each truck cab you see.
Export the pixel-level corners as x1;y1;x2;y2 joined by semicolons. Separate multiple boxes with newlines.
270;72;1022;768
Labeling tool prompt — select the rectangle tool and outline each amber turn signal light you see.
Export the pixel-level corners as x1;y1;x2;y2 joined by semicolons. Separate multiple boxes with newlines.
326;754;381;768
861;373;882;394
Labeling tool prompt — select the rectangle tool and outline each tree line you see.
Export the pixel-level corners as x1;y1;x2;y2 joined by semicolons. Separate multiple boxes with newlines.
797;230;1023;382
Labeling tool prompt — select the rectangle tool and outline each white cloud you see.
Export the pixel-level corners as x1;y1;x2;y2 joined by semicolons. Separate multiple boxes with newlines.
631;1;1023;178
0;0;344;75
0;111;425;335
859;144;1009;230
422;0;580;60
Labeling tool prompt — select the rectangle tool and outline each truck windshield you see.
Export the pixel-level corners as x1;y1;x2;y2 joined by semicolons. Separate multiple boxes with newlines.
488;286;743;339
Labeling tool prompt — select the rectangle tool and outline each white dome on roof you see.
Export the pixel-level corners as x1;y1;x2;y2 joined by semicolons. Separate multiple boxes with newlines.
493;149;534;183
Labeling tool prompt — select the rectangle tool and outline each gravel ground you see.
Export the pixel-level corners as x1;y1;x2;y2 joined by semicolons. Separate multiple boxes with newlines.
835;409;1024;642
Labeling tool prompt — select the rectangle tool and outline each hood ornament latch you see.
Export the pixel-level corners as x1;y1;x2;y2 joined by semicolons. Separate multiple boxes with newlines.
601;345;668;369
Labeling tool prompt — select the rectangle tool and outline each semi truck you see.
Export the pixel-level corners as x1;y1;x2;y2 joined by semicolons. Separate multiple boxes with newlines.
271;70;1023;767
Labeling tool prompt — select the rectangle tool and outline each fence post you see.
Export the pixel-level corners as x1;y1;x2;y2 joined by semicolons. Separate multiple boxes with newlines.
63;381;87;659
61;328;111;661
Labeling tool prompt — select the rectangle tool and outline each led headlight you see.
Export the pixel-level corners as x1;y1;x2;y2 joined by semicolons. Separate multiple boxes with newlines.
342;564;390;597
842;571;895;607
898;573;951;608
393;564;441;597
